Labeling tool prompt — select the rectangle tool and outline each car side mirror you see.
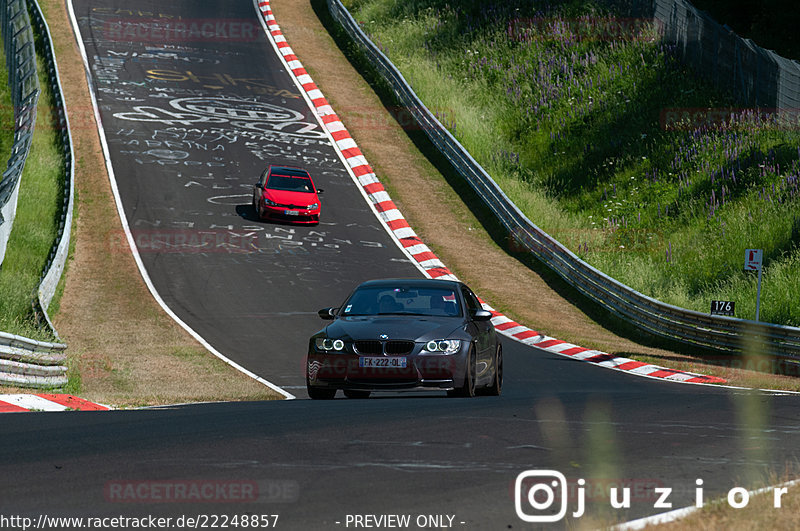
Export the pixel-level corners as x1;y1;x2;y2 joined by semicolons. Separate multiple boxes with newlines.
317;188;324;194
471;309;492;321
318;307;337;320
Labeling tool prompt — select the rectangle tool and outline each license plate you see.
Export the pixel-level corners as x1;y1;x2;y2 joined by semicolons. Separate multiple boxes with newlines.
359;357;407;368
284;210;299;216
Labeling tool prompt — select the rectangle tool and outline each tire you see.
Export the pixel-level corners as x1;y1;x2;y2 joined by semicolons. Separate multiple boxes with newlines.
448;347;476;398
486;344;502;396
307;376;336;400
343;389;370;399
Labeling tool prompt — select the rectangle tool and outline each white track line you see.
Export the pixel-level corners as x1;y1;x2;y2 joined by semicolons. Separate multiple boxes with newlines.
66;0;294;400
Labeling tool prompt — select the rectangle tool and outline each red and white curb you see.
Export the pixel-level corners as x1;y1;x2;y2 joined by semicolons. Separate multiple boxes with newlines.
0;394;110;413
533;337;725;384
255;0;725;386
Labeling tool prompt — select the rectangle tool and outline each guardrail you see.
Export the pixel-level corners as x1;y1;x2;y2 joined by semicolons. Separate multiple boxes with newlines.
327;0;800;360
0;0;39;267
0;330;66;387
0;0;69;388
28;0;74;337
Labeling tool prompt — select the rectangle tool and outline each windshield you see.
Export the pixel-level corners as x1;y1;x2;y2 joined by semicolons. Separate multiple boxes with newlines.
267;174;315;193
341;286;461;317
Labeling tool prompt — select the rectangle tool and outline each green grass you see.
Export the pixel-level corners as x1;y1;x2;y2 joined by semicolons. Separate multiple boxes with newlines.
345;0;800;326
0;39;65;341
0;58;13;165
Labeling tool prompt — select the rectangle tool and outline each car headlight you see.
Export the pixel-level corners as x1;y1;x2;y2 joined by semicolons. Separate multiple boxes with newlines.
315;338;345;351
424;339;461;353
263;197;278;206
307;203;319;210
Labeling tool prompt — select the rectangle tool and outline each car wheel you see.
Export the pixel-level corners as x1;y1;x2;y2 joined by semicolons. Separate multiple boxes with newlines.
306;376;336;400
486;344;502;396
307;385;336;400
448;346;476;398
343;390;370;399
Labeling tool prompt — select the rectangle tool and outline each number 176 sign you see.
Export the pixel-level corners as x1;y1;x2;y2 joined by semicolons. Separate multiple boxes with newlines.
710;300;735;316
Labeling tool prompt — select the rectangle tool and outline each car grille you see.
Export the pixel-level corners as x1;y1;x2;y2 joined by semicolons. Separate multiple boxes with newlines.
385;340;414;355
354;340;415;356
354;340;382;355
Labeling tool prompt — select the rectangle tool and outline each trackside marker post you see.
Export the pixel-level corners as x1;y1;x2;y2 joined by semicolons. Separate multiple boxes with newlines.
744;249;763;322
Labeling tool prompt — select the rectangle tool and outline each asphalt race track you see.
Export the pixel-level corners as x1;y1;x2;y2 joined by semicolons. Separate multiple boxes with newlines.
70;0;422;394
1;0;799;529
3;355;800;527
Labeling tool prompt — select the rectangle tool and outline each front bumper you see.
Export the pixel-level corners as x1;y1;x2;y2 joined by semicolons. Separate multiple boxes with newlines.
306;351;464;391
262;205;320;224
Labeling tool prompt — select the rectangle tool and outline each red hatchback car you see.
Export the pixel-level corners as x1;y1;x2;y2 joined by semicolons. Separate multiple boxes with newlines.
252;165;322;224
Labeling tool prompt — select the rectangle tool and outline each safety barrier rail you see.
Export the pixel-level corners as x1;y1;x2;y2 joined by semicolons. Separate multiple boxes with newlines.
0;0;70;388
0;0;38;266
0;330;66;387
28;0;74;336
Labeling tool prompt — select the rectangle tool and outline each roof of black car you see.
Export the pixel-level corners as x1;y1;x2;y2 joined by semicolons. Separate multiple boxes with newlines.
356;278;462;289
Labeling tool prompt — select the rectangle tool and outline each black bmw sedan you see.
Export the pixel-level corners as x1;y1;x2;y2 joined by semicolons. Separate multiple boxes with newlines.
306;278;502;399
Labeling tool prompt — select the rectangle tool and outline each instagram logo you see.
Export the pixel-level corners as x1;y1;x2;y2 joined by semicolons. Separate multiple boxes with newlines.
515;470;573;523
